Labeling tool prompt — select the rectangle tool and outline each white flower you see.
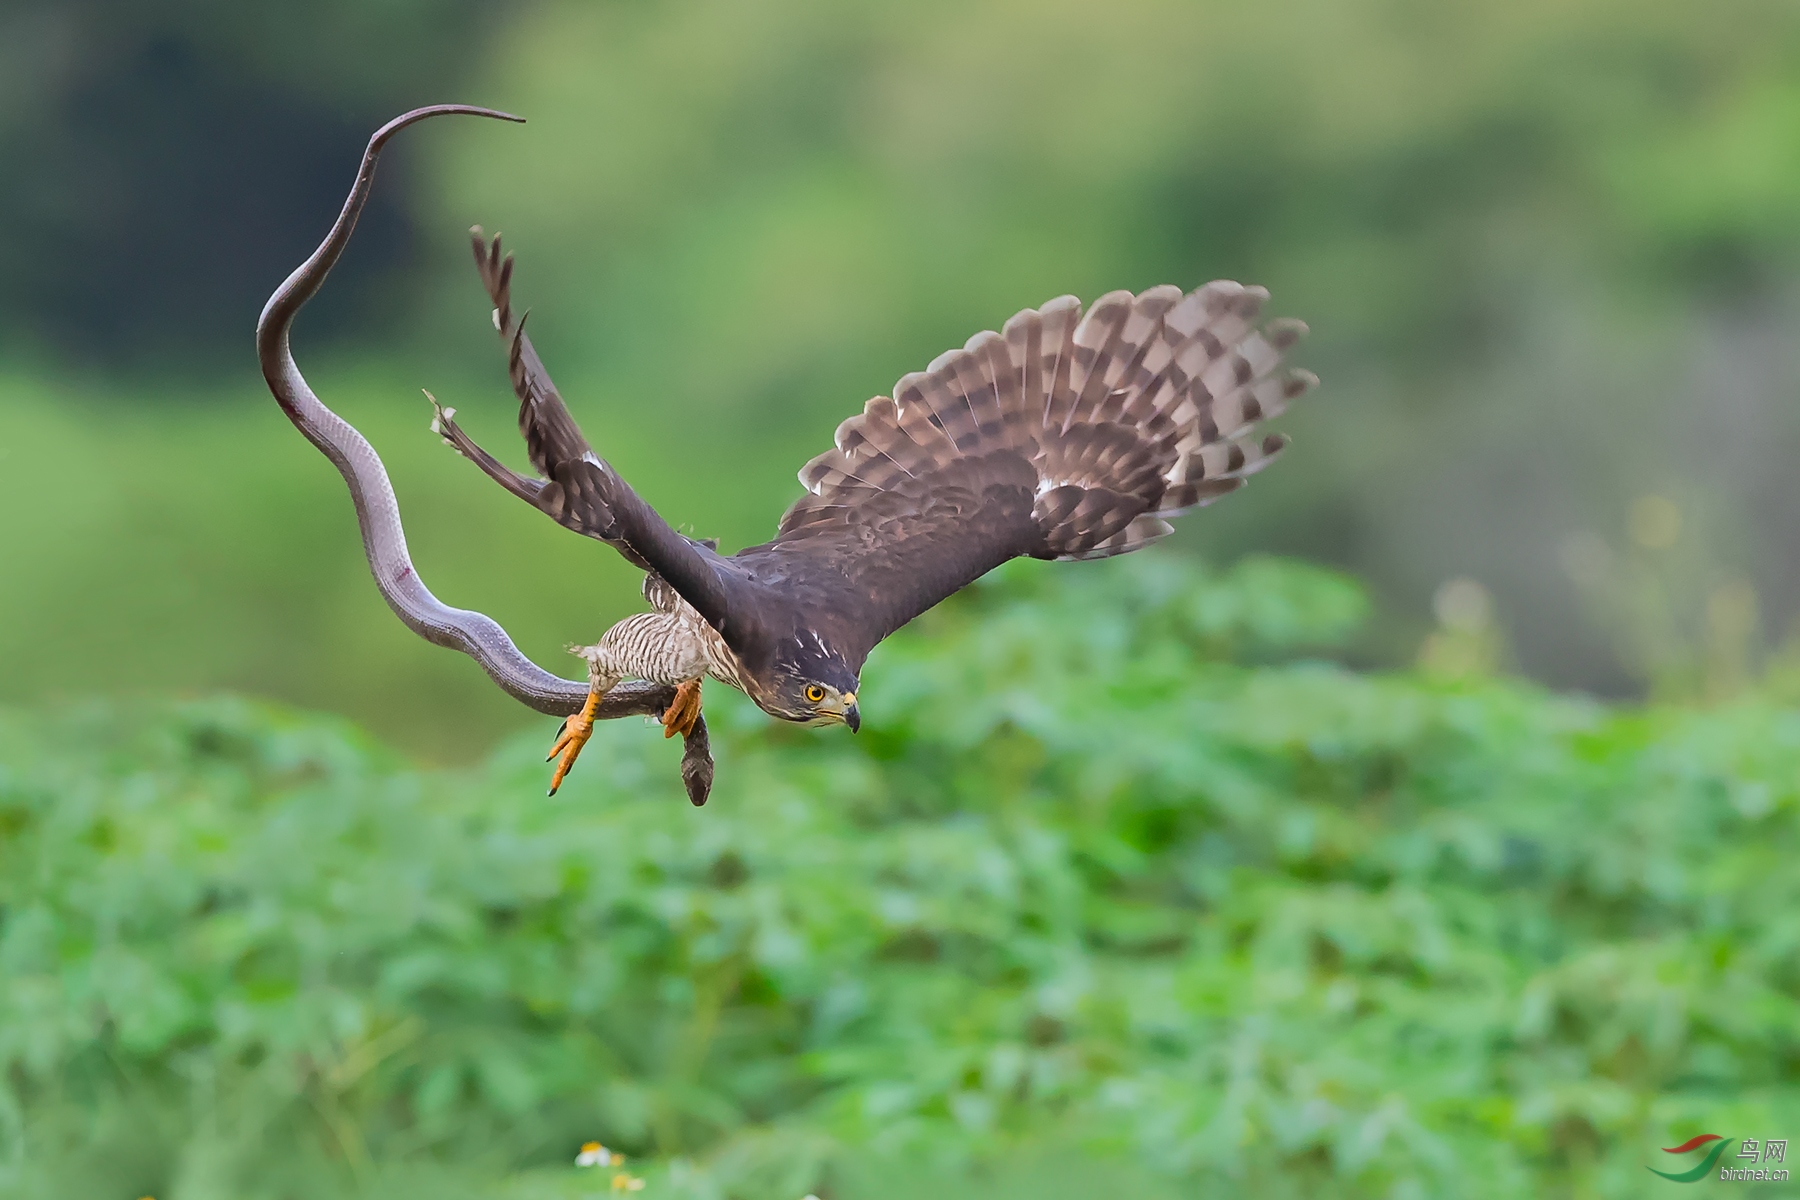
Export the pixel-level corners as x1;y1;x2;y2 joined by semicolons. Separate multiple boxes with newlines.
576;1141;611;1167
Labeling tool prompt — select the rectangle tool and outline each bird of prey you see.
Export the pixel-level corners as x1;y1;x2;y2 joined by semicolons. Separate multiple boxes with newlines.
429;229;1316;794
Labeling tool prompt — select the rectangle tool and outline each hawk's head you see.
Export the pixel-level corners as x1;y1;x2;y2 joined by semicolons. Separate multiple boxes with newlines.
756;633;861;731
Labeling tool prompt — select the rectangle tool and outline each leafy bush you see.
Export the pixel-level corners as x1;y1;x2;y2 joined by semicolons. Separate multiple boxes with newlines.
1;554;1796;1199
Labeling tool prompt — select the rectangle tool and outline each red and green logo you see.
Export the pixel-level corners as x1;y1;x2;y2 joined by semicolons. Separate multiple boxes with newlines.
1650;1134;1733;1182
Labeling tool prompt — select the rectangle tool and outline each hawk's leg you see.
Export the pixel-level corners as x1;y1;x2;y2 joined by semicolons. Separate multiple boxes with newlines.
547;679;615;796
662;678;702;739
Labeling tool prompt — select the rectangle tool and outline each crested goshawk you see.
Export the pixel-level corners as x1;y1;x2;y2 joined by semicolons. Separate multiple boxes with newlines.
433;233;1314;793
257;106;1316;800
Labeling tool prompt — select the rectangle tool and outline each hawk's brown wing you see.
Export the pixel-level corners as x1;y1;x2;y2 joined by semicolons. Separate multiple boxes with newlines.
735;283;1316;665
431;230;646;561
433;230;741;635
436;243;1314;675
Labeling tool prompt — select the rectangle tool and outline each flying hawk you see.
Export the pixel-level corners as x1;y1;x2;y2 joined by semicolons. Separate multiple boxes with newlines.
255;105;1316;803
430;230;1314;793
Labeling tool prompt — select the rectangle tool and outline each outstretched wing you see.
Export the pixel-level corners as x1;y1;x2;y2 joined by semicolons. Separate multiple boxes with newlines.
738;282;1315;665
431;229;644;563
432;230;741;637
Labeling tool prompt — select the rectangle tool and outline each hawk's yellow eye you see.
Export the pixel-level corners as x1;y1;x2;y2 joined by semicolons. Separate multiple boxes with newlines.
805;685;826;703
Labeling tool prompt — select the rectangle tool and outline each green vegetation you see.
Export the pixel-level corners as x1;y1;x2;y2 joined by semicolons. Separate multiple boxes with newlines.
5;4;1800;1197
4;556;1795;1199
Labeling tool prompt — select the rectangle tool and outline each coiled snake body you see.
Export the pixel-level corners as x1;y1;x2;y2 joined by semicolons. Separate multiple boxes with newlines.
254;105;714;804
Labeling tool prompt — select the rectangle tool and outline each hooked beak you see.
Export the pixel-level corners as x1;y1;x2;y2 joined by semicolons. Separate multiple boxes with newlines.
844;693;860;733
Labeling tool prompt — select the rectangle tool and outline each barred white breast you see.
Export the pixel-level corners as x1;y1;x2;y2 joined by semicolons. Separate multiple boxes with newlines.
575;607;746;693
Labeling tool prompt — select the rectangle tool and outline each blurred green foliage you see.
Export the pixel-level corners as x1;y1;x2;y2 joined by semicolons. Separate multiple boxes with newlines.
0;364;620;759
6;8;1800;1198
3;556;1795;1199
0;0;493;363
8;0;1800;738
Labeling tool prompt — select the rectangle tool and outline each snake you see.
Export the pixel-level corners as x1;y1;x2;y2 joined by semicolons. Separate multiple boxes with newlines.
254;104;715;804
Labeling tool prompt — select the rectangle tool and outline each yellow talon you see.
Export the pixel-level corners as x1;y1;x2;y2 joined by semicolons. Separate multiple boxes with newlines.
547;688;605;795
661;678;702;739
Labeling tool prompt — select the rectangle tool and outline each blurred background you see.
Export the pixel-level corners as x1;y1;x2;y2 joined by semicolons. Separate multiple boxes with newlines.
5;0;1800;758
6;5;1800;1199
